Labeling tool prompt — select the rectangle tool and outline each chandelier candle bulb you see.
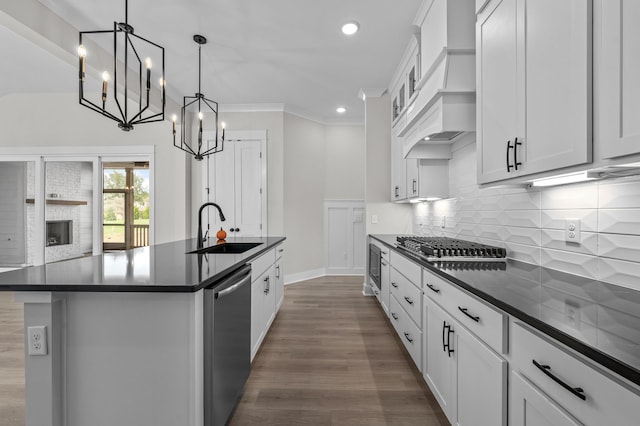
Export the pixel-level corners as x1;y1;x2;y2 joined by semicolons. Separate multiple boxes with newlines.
145;58;152;91
77;45;86;81
101;71;110;106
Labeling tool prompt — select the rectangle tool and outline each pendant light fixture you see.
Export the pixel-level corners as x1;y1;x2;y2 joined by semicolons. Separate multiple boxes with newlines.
78;0;165;131
172;35;225;161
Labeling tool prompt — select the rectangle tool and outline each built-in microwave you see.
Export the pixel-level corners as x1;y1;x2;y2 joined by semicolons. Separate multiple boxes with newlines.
369;243;381;290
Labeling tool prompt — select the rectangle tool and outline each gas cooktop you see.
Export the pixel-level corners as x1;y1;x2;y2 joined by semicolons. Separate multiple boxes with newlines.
396;236;507;262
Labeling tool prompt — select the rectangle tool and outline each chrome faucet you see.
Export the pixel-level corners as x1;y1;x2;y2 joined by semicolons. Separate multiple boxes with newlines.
197;202;226;249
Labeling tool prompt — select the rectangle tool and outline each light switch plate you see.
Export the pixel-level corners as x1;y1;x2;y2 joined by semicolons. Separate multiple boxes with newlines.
565;219;581;244
371;214;378;224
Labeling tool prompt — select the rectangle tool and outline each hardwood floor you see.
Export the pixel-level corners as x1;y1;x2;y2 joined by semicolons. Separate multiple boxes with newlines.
231;276;449;426
0;276;448;426
0;292;25;426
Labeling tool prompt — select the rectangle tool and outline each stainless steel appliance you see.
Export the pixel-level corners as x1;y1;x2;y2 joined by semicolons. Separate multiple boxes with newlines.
369;243;381;290
204;264;252;426
396;236;506;262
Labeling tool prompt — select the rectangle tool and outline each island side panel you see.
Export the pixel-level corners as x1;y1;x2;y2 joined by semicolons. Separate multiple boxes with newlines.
17;291;204;426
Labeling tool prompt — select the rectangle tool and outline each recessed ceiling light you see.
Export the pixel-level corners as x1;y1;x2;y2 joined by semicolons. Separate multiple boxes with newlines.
341;21;359;35
336;107;347;114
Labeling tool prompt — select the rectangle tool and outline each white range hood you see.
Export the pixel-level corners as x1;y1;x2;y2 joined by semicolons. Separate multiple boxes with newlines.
398;48;476;159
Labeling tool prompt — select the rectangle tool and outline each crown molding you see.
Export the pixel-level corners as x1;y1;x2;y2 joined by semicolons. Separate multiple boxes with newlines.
358;88;387;101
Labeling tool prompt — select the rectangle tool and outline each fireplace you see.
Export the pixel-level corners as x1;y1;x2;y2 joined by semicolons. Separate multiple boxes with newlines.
46;220;72;246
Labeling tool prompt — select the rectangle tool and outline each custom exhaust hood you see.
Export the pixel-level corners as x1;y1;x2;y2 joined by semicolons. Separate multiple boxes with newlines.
397;48;476;159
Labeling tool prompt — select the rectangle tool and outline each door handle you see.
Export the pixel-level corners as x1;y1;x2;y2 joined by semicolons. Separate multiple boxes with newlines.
533;360;586;401
506;140;514;172
426;283;440;294
514;137;522;170
458;307;480;323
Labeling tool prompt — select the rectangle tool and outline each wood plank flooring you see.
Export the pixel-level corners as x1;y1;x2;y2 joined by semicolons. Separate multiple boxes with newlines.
0;291;25;426
0;276;448;426
230;276;449;425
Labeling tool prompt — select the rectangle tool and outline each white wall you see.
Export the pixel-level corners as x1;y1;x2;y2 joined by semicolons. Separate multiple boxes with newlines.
0;93;189;245
324;125;365;199
283;113;326;275
413;139;640;291
364;94;413;235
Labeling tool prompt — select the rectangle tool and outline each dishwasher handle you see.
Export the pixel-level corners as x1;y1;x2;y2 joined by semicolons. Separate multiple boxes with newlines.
214;265;252;299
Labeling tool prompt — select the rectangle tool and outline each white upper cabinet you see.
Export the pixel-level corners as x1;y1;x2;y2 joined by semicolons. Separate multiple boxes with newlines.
598;0;640;160
391;131;408;201
476;0;592;185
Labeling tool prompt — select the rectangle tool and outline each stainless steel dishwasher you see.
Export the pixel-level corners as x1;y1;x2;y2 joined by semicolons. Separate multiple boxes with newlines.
204;263;252;426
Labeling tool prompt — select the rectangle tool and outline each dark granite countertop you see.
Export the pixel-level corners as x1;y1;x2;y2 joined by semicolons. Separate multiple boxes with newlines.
0;236;285;293
370;234;640;388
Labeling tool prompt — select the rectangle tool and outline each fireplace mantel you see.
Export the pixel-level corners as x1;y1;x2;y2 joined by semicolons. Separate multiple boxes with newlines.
25;198;87;206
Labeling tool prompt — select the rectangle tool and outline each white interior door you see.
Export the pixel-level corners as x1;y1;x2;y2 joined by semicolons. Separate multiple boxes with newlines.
206;131;267;238
235;140;263;236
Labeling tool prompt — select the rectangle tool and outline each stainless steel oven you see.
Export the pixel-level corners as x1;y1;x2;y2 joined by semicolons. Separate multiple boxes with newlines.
369;243;381;290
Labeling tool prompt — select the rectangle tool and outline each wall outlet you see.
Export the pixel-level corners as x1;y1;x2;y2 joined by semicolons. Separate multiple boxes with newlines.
28;325;48;356
371;214;378;224
564;300;580;329
565;219;581;244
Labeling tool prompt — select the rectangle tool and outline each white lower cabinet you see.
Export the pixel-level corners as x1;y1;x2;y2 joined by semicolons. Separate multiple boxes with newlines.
511;322;640;426
510;371;582;426
424;295;507;426
250;247;283;361
425;296;456;420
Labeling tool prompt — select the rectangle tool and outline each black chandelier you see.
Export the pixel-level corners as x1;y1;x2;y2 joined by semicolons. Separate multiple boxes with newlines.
78;0;165;131
172;35;225;161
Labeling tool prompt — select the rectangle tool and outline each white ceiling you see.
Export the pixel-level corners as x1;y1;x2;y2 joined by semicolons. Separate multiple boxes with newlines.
3;0;422;124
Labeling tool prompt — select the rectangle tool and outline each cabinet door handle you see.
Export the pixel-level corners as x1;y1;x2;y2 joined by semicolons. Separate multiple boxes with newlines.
447;326;454;357
391;312;399;321
404;296;414;305
514;137;522;170
275;265;280;279
458;307;480;323
391;282;398;288
395;186;399;198
264;276;270;294
532;360;586;401
412;179;417;194
426;283;440;294
404;332;413;343
381;261;387;266
506;140;514;172
442;321;447;352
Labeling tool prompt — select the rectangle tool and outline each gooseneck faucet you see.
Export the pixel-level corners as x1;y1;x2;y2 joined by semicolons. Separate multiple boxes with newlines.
197;202;226;249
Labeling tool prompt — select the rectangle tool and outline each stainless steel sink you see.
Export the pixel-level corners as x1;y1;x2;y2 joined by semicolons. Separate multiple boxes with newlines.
188;242;262;255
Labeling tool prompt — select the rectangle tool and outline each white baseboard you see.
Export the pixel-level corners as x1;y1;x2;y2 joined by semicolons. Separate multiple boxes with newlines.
284;268;327;285
325;267;364;276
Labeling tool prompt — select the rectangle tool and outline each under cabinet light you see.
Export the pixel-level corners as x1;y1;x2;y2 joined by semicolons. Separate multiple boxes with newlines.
530;171;596;187
336;107;346;114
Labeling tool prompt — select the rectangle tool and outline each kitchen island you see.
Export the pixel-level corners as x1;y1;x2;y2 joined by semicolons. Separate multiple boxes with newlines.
0;236;285;426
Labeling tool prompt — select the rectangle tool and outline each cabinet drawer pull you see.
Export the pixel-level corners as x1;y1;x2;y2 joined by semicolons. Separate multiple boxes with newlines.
532;360;586;401
391;312;399;321
514;137;522;170
391;282;398;288
426;283;440;293
381;261;387;266
404;332;413;343
412;179;417;193
458;307;480;322
404;296;414;305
